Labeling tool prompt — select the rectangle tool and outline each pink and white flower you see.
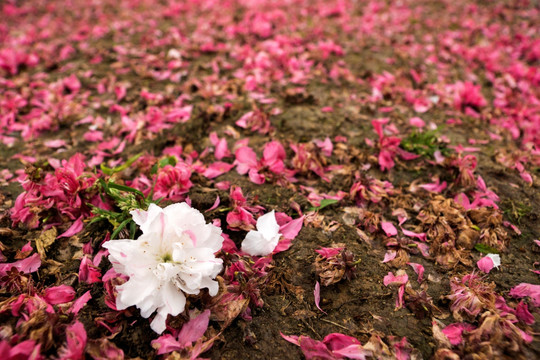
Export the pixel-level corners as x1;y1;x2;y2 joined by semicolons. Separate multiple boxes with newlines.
103;203;223;333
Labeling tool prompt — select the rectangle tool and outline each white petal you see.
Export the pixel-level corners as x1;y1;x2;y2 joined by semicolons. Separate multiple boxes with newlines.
160;282;186;317
104;238;159;278
116;274;157;310
130;208;149;228
150;312;167;334
487;253;501;268
256;210;280;240
199;277;220;296
164;202;204;224
133;203;163;234
241;230;278;256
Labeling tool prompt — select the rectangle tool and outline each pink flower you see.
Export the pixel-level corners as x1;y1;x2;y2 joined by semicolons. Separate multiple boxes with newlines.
11;153;97;230
153;162;193;201
226;186;263;231
453;81;487;111
234;141;289;184
447;274;496;321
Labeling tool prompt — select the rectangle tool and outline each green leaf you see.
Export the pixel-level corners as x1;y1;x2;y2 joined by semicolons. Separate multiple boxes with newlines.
129;220;137;239
100;153;143;175
159;156;177;168
474;243;500;254
106;182;145;198
111;218;132;240
151;156;177;174
308;199;339;212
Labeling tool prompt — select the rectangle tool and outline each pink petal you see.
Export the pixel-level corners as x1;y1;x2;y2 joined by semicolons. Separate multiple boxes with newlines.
441;323;475;346
152;335;182;355
178;310;211;348
59;321;87;360
58;216;84;238
313;137;333;157
205;196;220;212
314;281;326;314
70;291;92;315
383;271;408;286
235;146;258;174
409;117;425;128
79;256;102;284
43;285;76;305
280;333;300;346
0;253;41;276
397;148;421;160
401;228;427;242
516;301;535;325
477;256;495;274
248;169;265;184
407;263;424;283
203;162;234;179
509;283;540;307
381;222;398;237
323;333;362;350
419;180;447;193
272;238;293;254
315;247;343;258
45;139;67;148
279;216;304;240
332;345;371;360
383;250;397;263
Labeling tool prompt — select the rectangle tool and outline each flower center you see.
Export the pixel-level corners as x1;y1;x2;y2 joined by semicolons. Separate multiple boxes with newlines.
161;253;173;262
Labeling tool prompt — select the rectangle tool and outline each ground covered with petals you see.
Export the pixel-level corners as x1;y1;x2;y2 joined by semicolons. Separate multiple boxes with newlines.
1;0;539;359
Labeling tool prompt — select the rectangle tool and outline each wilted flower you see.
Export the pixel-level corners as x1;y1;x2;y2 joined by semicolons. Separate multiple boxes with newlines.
103;203;224;333
447;273;496;321
314;244;358;286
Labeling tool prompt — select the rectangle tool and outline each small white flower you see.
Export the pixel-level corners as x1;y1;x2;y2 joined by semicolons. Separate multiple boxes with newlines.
103;203;223;334
241;211;281;256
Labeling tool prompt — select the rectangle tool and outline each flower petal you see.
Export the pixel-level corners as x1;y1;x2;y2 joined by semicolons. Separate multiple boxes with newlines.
256;211;280;239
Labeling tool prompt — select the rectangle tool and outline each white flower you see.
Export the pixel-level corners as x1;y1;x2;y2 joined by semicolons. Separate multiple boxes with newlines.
103;203;223;334
241;211;281;256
